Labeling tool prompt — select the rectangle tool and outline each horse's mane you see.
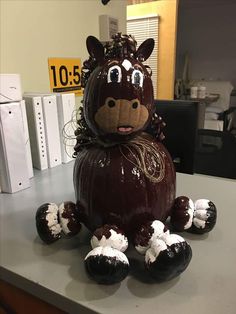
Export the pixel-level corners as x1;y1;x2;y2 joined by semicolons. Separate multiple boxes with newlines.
81;33;137;88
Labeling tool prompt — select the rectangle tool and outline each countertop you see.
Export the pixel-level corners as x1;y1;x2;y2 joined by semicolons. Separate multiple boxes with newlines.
0;162;236;314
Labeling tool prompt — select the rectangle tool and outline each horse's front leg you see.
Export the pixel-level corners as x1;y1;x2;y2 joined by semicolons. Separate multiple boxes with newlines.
134;220;192;281
85;224;130;284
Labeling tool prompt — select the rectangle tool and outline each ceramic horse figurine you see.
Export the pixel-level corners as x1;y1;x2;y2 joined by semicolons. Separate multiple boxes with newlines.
36;34;217;284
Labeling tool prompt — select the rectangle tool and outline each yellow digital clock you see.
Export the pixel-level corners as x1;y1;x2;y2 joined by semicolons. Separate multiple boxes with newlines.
48;58;83;96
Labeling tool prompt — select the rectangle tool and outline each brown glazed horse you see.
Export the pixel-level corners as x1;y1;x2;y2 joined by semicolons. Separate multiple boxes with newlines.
36;34;217;284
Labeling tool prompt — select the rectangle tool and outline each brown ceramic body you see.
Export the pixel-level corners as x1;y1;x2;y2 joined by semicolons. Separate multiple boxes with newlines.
73;135;176;238
74;35;176;238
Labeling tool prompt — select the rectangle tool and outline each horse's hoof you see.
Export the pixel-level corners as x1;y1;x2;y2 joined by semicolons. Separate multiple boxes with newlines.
145;234;192;282
189;199;217;234
36;203;62;244
85;246;129;284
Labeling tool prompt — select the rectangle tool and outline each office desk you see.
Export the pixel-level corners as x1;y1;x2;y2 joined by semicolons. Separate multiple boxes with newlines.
0;162;236;314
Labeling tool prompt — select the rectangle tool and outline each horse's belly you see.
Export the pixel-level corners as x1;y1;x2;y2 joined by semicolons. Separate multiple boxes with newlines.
73;139;176;235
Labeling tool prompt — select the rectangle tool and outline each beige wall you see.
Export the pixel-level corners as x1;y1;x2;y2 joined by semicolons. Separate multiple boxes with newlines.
0;0;126;97
127;0;178;100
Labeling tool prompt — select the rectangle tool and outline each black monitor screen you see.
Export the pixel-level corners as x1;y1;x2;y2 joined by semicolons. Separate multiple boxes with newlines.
146;100;199;174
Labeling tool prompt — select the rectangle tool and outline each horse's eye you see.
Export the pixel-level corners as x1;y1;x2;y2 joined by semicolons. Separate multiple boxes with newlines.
107;65;122;83
132;70;143;87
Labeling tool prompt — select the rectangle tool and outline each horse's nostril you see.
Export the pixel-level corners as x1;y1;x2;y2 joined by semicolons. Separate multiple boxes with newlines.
132;102;138;109
108;100;116;108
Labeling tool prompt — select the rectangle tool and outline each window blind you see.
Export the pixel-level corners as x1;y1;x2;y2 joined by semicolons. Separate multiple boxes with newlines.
127;15;159;97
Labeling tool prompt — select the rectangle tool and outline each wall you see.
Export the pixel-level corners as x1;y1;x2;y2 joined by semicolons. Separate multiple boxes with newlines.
176;1;236;88
0;0;126;98
127;0;179;100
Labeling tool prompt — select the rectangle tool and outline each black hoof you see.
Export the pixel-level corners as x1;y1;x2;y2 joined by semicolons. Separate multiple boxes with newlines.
85;247;129;284
145;234;192;282
189;199;217;234
36;203;62;244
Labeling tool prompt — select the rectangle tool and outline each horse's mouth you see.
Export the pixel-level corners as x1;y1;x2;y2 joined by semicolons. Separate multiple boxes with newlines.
117;126;134;134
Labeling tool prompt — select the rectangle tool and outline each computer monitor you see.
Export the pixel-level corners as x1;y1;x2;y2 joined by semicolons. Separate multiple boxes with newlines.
146;100;199;174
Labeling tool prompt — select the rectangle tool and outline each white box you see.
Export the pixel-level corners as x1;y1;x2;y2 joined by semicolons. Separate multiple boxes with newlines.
24;93;62;168
20;100;34;178
24;96;48;170
41;95;62;168
0;74;22;103
0;102;30;193
56;93;76;163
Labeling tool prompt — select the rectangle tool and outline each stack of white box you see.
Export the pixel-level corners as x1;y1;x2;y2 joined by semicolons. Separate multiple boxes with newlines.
0;74;33;193
0;75;77;193
23;92;76;171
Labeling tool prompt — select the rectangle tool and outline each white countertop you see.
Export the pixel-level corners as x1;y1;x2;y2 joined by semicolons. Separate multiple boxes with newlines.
0;162;236;314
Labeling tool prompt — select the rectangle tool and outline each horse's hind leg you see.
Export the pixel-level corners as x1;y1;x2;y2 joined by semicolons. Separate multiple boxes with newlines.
36;201;81;244
170;196;217;234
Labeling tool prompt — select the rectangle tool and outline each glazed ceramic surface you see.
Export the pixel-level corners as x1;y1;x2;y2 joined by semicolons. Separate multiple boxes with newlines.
74;135;176;236
73;34;176;237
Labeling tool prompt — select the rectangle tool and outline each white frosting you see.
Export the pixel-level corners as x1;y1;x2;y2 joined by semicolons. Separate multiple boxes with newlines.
151;220;166;238
192;199;210;229
135;220;168;255
145;239;167;264
194;209;209;220
45;203;61;237
91;229;128;252
145;233;186;264
194;199;210;211
85;246;129;265
58;203;71;235
50;224;62;236
160;233;185;246
193;217;206;229
184;198;195;230
122;59;132;71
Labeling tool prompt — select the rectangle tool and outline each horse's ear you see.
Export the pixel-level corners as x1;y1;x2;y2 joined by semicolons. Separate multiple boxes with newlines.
86;36;104;62
135;38;155;61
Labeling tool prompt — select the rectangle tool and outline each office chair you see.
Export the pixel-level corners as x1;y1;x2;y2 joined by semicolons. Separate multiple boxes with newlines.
194;129;236;179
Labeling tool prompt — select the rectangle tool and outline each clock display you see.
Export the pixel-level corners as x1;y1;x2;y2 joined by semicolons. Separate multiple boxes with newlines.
48;58;82;96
